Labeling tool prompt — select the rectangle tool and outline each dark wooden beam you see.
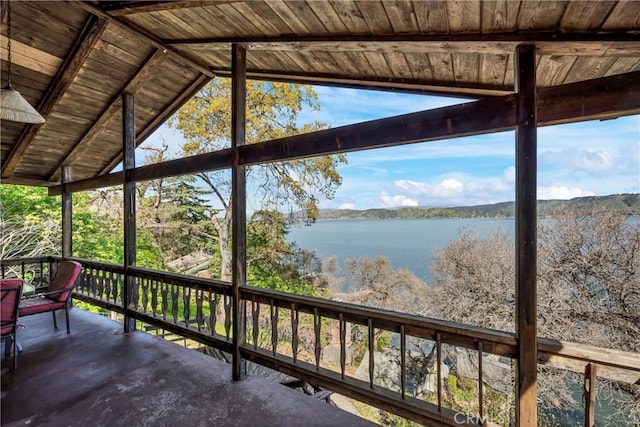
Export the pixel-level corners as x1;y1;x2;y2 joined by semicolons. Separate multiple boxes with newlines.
213;68;510;98
48;171;124;196
537;70;640;125
48;70;640;196
1;16;108;178
122;92;136;334
49;49;170;181
101;1;234;16
231;43;247;382
75;1;214;77
514;44;538;427
61;166;73;259
98;73;211;175
164;31;640;46
239;95;517;166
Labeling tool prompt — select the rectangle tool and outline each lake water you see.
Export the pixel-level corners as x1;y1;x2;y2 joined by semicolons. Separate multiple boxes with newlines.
287;218;515;283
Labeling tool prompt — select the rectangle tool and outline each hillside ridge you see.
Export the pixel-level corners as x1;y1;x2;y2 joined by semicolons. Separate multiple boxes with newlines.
317;193;640;220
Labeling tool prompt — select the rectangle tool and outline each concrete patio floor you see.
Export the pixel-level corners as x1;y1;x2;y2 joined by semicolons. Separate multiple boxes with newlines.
1;308;376;427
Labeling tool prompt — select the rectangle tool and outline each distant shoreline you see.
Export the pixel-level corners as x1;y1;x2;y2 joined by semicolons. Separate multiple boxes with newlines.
311;194;639;221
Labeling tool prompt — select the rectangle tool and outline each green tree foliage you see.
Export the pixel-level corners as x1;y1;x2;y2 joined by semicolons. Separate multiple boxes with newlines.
1;185;60;259
1;184;162;268
172;78;346;280
248;210;324;296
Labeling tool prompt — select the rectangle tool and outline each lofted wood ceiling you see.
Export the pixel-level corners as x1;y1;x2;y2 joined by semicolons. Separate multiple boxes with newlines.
1;0;639;187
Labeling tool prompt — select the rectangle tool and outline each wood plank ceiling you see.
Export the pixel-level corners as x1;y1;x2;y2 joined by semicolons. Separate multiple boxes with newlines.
1;0;639;186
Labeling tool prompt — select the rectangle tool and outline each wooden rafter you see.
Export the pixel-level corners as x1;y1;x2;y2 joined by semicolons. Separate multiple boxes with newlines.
97;73;211;175
165;31;640;46
214;68;511;97
1;16;108;178
47;49;170;182
75;1;214;77
101;1;236;16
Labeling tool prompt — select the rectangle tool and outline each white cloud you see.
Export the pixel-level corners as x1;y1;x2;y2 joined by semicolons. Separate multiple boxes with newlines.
379;192;419;208
339;203;356;210
541;148;614;173
538;186;595;200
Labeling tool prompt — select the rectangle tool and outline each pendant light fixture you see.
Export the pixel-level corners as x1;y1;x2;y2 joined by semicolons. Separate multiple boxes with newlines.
1;0;45;124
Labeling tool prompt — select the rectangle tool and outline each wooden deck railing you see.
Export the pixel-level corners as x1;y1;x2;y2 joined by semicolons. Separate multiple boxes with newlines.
2;256;638;427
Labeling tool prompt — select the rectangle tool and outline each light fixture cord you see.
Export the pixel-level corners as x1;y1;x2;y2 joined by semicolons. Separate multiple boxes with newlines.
6;0;12;87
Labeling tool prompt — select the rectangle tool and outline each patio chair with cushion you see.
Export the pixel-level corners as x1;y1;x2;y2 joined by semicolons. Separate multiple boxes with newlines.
19;261;82;334
1;278;23;370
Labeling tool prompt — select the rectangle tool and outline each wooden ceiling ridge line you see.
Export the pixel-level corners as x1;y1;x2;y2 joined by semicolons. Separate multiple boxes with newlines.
212;68;512;97
47;49;170;182
48;69;640;197
74;0;214;78
97;72;212;176
0;16;109;179
164;31;640;46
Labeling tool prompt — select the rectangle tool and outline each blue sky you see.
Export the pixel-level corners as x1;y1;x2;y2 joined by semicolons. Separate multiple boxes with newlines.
144;85;640;210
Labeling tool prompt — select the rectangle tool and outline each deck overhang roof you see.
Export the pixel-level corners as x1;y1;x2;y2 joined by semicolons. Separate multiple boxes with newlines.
1;0;639;187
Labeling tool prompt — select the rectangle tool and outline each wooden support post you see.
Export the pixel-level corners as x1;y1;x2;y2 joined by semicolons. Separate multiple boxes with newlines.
231;44;247;381
62;166;73;259
515;44;538;427
122;93;137;333
584;363;597;427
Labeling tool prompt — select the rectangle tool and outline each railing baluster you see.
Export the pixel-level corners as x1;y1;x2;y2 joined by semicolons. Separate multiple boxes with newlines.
183;286;191;327
252;297;259;349
400;325;406;400
270;299;278;356
210;293;219;335
196;289;204;331
224;295;232;340
21;262;25;280
161;282;168;320
584;363;597;427
291;303;298;363
171;283;179;323
91;268;98;297
116;273;122;305
2;263;5;278
437;332;442;411
142;278;149;313
339;313;346;379
478;341;484;419
151;280;158;316
314;308;321;371
103;270;110;300
132;274;140;309
368;318;374;389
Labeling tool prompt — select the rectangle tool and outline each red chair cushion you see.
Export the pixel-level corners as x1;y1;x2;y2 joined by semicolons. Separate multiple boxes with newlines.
19;297;66;316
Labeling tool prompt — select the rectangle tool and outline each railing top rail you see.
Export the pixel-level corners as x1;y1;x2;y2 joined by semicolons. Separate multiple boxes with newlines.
241;285;517;347
1;256;54;265
129;266;231;293
538;337;640;373
68;257;125;271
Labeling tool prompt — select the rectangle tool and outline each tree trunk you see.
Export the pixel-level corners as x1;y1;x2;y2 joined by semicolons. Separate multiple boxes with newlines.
219;223;232;282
